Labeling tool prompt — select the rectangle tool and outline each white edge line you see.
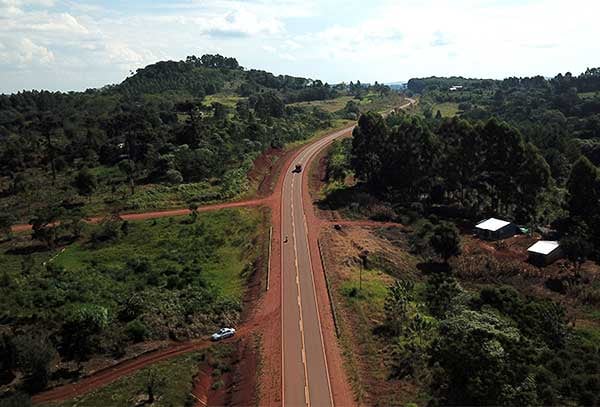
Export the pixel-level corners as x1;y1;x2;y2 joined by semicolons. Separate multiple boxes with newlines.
281;124;355;407
299;134;342;407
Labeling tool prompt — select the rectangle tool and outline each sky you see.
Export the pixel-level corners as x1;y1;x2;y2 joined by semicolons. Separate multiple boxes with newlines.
1;0;599;93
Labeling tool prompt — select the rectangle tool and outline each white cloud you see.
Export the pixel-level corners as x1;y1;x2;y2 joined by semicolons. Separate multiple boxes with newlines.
0;37;54;66
1;0;599;92
29;12;89;33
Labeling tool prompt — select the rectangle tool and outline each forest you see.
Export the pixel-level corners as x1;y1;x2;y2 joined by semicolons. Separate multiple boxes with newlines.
348;68;600;261
319;69;600;406
0;54;348;227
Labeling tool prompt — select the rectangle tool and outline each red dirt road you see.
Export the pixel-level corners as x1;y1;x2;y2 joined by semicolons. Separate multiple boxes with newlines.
32;340;212;404
11;198;270;233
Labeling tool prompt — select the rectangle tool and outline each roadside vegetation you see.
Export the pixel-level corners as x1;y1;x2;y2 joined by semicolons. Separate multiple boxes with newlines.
36;343;237;407
318;67;600;406
0;207;266;402
324;221;600;406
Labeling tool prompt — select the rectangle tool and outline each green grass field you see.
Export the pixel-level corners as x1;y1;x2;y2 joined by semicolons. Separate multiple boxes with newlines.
285;119;354;150
579;91;600;100
52;208;262;300
44;351;203;407
202;93;244;108
431;102;460;117
289;96;355;112
43;342;237;407
0;208;266;341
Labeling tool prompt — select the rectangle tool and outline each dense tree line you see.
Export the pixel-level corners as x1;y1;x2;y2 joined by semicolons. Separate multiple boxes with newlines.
0;54;340;221
352;113;553;224
408;69;600;177
350;111;600;259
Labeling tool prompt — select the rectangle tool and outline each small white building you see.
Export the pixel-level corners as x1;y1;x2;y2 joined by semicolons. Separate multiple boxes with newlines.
449;85;464;91
527;240;562;266
475;218;518;240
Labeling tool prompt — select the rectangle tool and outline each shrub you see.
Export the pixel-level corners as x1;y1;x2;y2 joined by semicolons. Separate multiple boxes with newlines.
368;204;397;222
90;219;121;244
14;333;56;391
165;169;183;185
126;319;150;342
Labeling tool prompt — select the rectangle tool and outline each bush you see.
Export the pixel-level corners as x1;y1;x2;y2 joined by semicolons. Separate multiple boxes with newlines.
14;333;56;391
90;219;121;244
0;392;32;407
126;319;150;342
368;204;397;222
165;169;183;185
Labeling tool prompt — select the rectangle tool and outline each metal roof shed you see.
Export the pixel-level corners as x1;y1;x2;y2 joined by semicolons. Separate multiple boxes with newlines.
528;240;562;266
475;218;518;240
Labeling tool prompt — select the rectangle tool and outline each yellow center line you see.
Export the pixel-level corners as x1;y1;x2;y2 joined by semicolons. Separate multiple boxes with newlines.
291;175;310;407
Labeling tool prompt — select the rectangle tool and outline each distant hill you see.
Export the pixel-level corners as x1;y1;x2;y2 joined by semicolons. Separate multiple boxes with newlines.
115;54;337;103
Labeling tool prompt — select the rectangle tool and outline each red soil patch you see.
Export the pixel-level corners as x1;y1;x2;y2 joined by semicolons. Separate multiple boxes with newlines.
228;337;259;406
191;366;212;407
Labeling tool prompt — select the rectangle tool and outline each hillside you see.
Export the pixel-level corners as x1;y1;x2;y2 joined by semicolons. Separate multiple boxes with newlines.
0;54;393;223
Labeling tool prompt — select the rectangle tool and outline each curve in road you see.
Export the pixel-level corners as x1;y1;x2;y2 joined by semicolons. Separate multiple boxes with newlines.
280;97;415;407
281;126;363;407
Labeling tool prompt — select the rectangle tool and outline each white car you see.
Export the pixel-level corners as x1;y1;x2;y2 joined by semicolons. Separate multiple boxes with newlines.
211;327;236;341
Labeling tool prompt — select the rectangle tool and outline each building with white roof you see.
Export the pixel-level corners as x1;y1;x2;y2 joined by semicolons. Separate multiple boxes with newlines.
527;240;562;266
475;217;518;240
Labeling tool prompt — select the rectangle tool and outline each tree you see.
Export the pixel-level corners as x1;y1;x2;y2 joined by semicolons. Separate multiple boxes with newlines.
37;114;62;185
0;212;15;241
390;312;435;379
437;117;481;207
73;168;97;200
188;200;199;223
63;209;85;239
14;333;56;391
351;112;388;186
30;206;64;249
60;304;109;363
425;272;463;318
514;143;552;224
429;221;461;263
212;102;228;121
165;169;183;185
567;156;599;221
118;159;136;195
383;279;415;336
561;233;592;272
382;115;439;200
479;119;527;214
141;367;166;403
431;310;527;406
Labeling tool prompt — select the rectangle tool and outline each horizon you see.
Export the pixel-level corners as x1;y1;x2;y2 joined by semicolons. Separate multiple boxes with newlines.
1;0;599;93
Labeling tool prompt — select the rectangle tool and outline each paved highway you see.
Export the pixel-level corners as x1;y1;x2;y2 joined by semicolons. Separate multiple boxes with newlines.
280;98;415;407
281;127;353;407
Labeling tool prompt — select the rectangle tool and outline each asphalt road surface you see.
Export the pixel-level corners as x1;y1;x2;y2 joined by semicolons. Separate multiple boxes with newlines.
281;98;415;407
281;127;353;407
